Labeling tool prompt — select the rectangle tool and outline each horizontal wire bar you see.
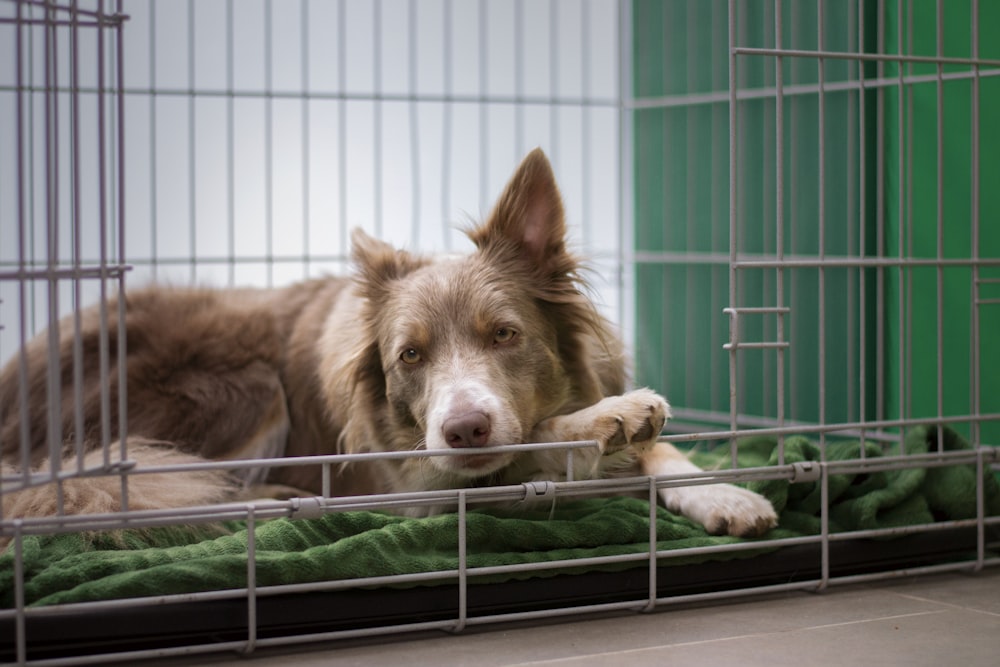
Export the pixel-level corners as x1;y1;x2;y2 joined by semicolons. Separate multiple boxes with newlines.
824;516;1000;542
655;579;826;606
629;66;1000;110
8;67;995;113
734;257;1000;269
732;46;1000;68
5;413;998;497
0;463;805;535
634;250;1000;269
0;2;127;24
6;518;996;623
16;639;254;667
666;407;899;439
0;84;619;108
0;440;602;493
0;249;623;271
4;449;996;538
822;559;1000;588
723;342;791;350
15;560;999;667
667;409;1000;447
724;307;791;314
0;16;126;28
0;265;132;282
462;598;651;628
663;414;1000;445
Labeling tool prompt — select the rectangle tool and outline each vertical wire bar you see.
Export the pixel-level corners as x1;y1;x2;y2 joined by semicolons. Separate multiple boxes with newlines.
905;5;915;435
478;0;489;212
264;0;274;286
301;0;311;278
785;0;797;426
26;4;38;342
712;2;727;419
580;0;592;248
98;0;127;504
846;0;857;427
70;0;86;472
96;0;113;472
976;448;985;568
148;0;158;280
817;0;827;460
735;2;748;437
226;0;235;285
441;0;453;251
896;0;906;454
514;0;524;155
684;4;698;414
408;0;421;248
373;0;383;238
969;0;981;448
244;505;258;654
775;0;787;466
15;0;34;483
14;521;25;665
43;0;65;514
645;476;657;612
617;0;634;338
549;0;560;167
456;491;468;633
115;0;129;505
756;5;768;426
337;0;347;258
875;0;885;432
187;0;197;283
935;0;944;451
727;0;739;462
11;19;28;656
819;463;830;589
857;0;867;455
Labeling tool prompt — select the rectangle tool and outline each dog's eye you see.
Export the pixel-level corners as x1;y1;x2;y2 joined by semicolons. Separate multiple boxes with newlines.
400;348;422;364
493;327;517;345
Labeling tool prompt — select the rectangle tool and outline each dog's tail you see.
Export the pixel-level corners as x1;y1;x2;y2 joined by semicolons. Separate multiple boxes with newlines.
1;439;240;550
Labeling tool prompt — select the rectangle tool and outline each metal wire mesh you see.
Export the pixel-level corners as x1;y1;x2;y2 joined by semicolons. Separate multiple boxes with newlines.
0;0;998;664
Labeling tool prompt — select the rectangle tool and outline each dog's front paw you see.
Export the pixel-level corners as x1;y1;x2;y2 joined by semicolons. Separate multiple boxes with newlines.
681;484;778;538
588;389;671;455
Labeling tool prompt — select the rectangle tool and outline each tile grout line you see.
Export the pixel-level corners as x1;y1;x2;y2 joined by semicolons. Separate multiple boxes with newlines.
505;610;950;667
889;592;1000;619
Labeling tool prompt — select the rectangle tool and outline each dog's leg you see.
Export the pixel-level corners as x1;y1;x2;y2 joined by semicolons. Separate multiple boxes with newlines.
529;388;777;537
637;442;777;538
528;388;670;478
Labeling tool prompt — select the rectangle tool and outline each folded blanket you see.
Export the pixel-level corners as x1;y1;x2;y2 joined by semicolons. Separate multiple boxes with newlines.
2;426;997;608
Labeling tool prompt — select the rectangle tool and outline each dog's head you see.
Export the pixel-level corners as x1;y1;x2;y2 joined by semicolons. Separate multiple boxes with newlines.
340;149;615;481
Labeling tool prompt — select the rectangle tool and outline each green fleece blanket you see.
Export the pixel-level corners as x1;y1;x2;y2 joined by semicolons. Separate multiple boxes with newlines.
2;426;997;608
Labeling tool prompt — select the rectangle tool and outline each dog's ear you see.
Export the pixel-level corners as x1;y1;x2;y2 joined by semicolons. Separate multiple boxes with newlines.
468;148;573;278
350;228;427;301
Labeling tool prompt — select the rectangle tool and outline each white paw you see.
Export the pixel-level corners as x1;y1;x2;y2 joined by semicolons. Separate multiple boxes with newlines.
586;389;671;454
674;483;778;538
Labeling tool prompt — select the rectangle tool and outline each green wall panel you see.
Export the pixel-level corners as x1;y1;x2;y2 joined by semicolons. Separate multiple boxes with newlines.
633;0;997;444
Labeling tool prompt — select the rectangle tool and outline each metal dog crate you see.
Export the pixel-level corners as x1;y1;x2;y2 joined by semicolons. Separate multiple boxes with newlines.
1;0;998;664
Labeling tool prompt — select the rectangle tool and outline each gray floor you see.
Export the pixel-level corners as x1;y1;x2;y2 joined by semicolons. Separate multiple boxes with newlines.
148;568;1000;666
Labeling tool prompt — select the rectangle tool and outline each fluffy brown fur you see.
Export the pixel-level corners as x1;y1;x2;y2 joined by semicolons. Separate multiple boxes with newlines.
0;149;777;543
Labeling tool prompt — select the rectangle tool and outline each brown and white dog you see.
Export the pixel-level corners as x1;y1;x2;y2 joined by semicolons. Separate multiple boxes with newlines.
0;149;777;538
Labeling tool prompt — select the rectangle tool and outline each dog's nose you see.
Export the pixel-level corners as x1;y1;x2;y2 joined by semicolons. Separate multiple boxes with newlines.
442;411;491;448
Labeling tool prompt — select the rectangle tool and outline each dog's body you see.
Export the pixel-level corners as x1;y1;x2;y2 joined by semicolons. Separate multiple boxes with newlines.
1;150;777;538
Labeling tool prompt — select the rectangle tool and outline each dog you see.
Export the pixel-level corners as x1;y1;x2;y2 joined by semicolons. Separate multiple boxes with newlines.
0;149;777;539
